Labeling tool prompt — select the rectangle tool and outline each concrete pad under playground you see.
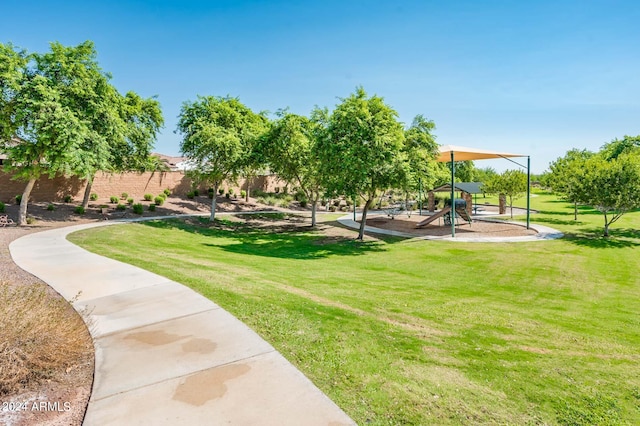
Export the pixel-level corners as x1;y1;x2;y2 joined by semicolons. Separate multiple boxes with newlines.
10;221;355;426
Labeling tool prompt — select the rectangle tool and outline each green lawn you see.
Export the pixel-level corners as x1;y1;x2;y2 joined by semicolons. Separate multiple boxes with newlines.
69;192;640;425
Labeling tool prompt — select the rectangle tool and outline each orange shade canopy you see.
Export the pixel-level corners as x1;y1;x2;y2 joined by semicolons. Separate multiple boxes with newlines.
437;145;525;162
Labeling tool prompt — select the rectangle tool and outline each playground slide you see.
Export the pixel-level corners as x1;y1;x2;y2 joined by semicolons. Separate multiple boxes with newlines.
416;207;451;228
455;208;472;224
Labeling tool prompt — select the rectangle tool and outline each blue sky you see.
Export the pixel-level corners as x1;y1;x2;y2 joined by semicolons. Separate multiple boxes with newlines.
3;0;639;173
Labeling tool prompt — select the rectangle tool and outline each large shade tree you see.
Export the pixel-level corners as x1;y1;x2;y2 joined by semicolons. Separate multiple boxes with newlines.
577;152;640;237
177;96;265;221
0;41;132;225
401;114;440;206
259;110;324;226
318;87;408;240
546;149;594;220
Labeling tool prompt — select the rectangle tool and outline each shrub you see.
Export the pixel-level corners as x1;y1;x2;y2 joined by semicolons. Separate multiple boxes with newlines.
143;194;153;201
127;198;134;205
26;217;36;225
158;192;167;200
186;191;195;199
90;193;98;201
74;206;85;215
274;186;280;193
121;192;128;200
300;200;308;208
240;190;246;198
218;188;225;195
0;283;90;395
208;191;214;199
193;189;199;197
329;205;336;212
0;202;5;213
132;203;144;215
15;195;22;204
225;192;230;199
47;204;55;211
110;196;119;204
333;199;340;207
64;195;73;203
320;199;327;207
278;199;290;208
163;188;171;196
228;188;234;195
116;203;126;211
148;204;156;212
154;196;164;206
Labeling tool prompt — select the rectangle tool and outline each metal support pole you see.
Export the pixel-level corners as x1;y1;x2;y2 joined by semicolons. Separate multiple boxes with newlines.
526;156;531;229
450;152;455;238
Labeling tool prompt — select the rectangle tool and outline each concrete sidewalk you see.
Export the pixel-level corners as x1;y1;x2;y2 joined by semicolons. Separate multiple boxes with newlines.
10;222;354;426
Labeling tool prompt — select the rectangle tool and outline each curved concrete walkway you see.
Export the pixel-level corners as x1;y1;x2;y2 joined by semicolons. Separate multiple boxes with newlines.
338;213;564;242
10;221;354;426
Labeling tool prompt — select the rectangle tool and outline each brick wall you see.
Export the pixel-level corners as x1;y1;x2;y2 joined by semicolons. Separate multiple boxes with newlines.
0;171;284;204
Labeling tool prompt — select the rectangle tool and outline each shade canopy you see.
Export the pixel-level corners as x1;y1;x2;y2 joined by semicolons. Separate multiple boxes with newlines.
431;182;483;194
437;144;525;162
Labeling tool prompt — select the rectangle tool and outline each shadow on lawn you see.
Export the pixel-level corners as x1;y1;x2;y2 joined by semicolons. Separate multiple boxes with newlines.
563;228;640;249
141;217;387;260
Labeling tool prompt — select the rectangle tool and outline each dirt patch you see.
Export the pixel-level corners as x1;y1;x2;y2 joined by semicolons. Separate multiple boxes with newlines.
365;212;537;238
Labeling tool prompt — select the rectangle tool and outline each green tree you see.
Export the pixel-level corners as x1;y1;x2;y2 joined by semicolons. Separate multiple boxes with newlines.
474;166;498;196
177;96;264;221
484;169;528;218
402;115;440;203
1;41;121;225
600;135;640;160
318;87;407;240
577;152;640;237
547;149;593;220
238;112;269;202
259;111;324;226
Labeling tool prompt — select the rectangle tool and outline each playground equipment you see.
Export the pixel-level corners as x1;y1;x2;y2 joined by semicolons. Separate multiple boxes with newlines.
416;199;471;228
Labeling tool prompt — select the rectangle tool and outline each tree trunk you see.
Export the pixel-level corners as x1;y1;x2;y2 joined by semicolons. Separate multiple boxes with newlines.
311;200;317;227
18;179;36;226
603;212;609;237
210;182;219;221
81;174;95;210
509;197;514;219
357;198;372;240
574;202;578;221
245;176;251;202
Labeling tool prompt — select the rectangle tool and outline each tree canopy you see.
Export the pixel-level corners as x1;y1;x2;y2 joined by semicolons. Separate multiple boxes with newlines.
483;169;528;218
318;87;408;240
176;96;265;221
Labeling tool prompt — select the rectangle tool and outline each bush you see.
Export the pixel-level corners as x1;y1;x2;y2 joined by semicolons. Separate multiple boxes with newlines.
163;188;171;196
116;203;126;211
121;192;128;200
15;195;22;204
329;205;336;212
218;188;224;195
274;186;280;193
0;202;5;213
74;206;85;215
208;191;214;199
158;192;167;200
64;195;73;203
148;204;156;212
300;200;308;208
186;191;195;199
143;194;153;201
228;188;234;195
90;193;98;201
154;196;164;206
193;189;199;197
0;283;90;395
240;190;246;198
225;192;230;199
278;199;290;208
26;217;36;225
132;203;144;215
127;198;134;205
109;196;118;204
47;204;55;211
320;199;327;207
